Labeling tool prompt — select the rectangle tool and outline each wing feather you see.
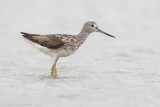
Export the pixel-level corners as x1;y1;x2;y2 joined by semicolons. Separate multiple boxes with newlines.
21;32;64;49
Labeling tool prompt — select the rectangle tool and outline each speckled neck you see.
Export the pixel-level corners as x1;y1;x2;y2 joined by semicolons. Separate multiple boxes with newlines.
76;29;90;45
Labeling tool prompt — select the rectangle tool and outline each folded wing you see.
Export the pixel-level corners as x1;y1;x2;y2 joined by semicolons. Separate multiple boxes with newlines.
21;32;64;49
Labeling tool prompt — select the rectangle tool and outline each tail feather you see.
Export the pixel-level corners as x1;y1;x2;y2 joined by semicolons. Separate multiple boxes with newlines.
20;32;29;35
21;32;30;39
20;32;40;37
20;32;39;44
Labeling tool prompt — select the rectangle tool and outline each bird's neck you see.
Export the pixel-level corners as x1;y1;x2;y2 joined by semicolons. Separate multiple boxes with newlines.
77;29;90;41
69;29;90;51
73;27;91;48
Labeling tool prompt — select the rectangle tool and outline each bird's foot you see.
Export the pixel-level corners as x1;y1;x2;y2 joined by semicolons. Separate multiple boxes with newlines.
51;65;57;77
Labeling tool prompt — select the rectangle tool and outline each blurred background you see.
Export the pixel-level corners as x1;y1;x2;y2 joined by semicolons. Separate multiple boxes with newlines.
0;0;160;107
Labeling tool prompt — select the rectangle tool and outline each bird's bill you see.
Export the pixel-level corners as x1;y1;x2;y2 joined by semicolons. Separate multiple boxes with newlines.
98;29;115;38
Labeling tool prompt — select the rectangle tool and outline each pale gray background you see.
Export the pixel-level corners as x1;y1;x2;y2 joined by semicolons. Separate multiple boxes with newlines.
0;0;160;107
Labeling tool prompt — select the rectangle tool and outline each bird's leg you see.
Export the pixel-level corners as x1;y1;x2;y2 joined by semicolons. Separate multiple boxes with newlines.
51;57;59;76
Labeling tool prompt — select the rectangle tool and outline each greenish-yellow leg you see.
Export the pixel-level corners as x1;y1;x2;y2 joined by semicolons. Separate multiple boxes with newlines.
51;57;59;76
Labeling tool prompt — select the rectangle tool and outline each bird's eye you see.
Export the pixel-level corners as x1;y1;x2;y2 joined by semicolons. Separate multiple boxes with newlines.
91;25;94;27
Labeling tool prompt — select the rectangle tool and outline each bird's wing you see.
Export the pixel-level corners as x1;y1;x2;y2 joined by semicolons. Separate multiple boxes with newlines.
21;32;66;49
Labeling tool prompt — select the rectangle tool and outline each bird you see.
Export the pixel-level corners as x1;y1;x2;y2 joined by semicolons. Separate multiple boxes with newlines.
21;21;115;77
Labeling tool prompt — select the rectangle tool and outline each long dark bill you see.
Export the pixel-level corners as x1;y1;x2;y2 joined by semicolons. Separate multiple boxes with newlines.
98;29;115;38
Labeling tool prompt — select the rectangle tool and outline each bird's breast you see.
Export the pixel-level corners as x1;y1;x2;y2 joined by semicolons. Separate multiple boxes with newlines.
58;37;87;57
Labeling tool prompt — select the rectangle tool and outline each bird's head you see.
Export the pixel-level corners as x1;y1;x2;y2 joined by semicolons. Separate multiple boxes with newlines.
82;21;115;38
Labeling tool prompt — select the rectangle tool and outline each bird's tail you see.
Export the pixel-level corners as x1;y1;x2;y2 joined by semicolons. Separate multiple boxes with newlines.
20;32;40;42
20;32;37;45
21;32;32;39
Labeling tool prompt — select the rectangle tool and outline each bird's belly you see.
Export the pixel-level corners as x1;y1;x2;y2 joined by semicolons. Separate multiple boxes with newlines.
56;49;75;57
58;45;80;57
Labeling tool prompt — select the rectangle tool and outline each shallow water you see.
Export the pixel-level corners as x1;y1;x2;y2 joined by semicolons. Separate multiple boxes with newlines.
0;0;160;107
